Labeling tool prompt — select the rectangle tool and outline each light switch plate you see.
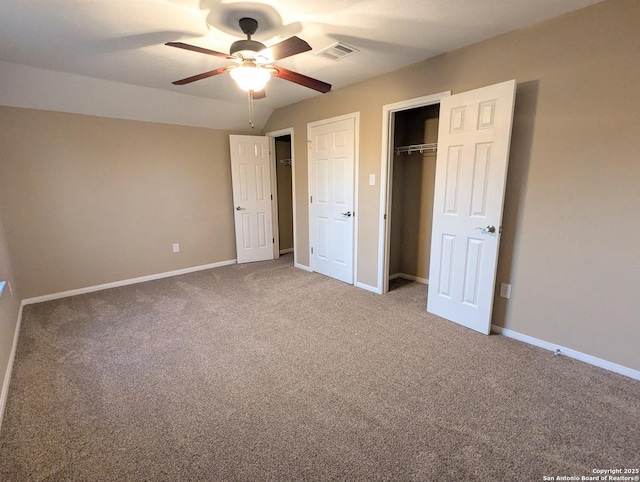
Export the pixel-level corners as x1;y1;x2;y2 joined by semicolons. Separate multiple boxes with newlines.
369;174;375;186
500;283;511;299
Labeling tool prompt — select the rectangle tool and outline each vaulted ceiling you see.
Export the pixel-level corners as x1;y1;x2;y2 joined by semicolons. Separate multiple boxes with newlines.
0;0;604;128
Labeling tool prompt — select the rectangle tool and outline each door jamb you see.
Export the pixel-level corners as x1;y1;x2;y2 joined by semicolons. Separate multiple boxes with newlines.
377;91;451;294
307;112;360;283
266;128;296;264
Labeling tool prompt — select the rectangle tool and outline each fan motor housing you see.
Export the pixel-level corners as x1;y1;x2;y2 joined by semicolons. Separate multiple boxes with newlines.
230;39;266;57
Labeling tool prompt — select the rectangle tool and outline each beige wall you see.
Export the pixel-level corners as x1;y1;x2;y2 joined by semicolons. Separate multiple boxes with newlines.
0;207;21;417
388;151;404;277
0;107;240;299
275;138;294;251
263;0;640;370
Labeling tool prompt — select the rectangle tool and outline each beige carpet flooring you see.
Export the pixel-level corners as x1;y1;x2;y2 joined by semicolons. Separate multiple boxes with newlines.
1;254;638;481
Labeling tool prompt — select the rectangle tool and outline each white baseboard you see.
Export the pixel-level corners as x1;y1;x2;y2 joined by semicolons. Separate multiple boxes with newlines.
0;302;23;432
389;273;429;285
22;259;237;305
294;263;312;272
355;281;382;294
279;248;294;255
491;324;640;381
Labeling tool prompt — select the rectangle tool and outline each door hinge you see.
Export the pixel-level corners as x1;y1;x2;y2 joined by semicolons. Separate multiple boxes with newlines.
384;213;387;220
273;238;275;243
271;194;273;200
311;247;314;254
310;196;313;203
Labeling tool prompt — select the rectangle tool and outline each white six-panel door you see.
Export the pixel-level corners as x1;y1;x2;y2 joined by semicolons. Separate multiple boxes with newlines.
427;80;517;334
229;135;274;264
308;115;356;284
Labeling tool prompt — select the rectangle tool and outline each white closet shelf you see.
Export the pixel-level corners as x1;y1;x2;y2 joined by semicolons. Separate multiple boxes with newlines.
395;143;437;155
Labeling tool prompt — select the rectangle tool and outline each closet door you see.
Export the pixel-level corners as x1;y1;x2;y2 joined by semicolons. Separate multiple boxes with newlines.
229;135;274;264
427;80;516;334
308;114;357;284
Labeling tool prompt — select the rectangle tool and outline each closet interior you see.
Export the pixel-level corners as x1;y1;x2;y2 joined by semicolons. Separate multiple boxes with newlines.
388;103;440;288
274;135;294;257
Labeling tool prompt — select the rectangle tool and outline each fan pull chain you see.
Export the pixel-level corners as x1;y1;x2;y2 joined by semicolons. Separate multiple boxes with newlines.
248;91;255;129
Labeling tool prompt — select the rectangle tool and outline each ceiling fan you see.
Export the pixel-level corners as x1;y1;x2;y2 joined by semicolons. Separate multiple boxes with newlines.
166;17;332;100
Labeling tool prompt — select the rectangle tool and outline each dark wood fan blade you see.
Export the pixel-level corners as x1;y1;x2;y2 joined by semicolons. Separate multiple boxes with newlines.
165;42;230;59
264;36;311;61
252;90;266;99
273;67;331;93
172;67;229;85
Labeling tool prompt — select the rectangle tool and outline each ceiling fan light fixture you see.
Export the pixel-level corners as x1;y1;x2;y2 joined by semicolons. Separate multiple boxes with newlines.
230;63;271;92
167;17;331;103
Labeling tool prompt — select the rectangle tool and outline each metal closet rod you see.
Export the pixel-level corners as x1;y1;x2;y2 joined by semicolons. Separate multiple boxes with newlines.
394;143;438;155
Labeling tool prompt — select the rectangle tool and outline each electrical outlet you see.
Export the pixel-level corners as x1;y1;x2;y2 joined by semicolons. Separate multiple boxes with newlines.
172;243;180;253
500;283;511;299
369;174;376;186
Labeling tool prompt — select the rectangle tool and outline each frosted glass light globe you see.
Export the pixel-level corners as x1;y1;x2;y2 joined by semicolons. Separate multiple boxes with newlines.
230;65;271;92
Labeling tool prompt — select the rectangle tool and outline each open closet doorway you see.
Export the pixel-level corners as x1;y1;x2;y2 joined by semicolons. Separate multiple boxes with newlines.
379;81;517;336
388;104;440;289
267;128;296;265
379;92;450;293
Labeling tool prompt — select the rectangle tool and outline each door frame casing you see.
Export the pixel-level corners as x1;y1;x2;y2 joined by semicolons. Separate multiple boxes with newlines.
377;91;451;294
265;127;297;264
307;111;360;283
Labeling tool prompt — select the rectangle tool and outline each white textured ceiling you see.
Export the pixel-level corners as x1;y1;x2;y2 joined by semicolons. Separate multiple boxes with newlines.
0;0;604;112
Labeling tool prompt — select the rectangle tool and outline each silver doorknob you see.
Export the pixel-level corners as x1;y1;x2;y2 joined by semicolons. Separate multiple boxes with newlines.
340;211;352;217
236;206;243;211
476;225;496;233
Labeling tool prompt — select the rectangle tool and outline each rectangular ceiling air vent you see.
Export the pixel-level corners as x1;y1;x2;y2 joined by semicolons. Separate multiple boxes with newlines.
316;42;359;61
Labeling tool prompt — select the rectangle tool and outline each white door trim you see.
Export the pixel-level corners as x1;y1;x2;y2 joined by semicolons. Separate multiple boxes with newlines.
377;91;451;294
307;111;360;283
265;127;297;266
